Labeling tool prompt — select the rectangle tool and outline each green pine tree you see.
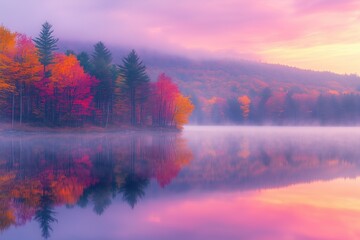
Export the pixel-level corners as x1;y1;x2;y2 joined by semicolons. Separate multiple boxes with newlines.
77;51;92;73
118;50;150;126
91;42;115;127
33;22;58;78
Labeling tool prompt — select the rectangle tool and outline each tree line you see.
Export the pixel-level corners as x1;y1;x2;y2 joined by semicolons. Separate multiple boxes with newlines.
190;87;360;125
0;22;194;129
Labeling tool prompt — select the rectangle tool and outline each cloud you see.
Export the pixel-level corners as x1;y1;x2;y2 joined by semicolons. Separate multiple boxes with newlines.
1;0;360;73
294;0;360;13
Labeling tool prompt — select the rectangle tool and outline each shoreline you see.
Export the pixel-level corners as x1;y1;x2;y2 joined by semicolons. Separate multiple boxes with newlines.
0;123;181;134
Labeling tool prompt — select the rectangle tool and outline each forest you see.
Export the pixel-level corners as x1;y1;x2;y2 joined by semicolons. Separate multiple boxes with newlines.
0;22;194;129
144;48;360;125
2;22;360;128
189;89;360;125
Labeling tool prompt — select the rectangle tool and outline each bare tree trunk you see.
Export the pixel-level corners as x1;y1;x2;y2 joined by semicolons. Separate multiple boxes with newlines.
27;87;30;122
12;93;15;128
131;87;136;126
20;82;23;126
105;101;110;128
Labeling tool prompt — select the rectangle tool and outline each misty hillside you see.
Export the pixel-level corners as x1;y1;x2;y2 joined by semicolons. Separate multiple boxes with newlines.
138;51;360;124
142;54;360;99
60;42;360;124
61;42;360;99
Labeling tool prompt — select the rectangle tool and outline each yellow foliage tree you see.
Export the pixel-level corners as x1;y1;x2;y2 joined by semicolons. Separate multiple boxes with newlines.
174;94;194;129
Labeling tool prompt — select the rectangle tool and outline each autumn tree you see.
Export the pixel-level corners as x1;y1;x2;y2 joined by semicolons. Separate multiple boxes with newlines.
238;95;251;120
0;26;16;52
118;50;150;126
0;26;16;122
35;54;97;125
33;22;58;78
0;28;42;125
151;73;179;126
12;34;42;125
150;73;194;128
174;94;194;129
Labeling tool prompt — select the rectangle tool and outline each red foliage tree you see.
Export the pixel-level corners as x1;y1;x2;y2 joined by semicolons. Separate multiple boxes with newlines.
35;54;98;125
150;73;180;127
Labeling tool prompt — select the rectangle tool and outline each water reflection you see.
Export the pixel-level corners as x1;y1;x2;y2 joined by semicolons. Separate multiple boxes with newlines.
180;127;360;190
0;132;192;239
1;127;360;239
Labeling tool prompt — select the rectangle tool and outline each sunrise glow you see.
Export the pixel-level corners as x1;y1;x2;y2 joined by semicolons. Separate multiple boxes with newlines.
1;0;360;74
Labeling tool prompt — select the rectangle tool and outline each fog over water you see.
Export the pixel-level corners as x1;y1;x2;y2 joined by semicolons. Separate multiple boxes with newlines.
1;126;360;240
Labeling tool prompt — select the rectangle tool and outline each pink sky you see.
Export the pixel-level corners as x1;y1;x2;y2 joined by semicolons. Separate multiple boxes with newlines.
1;0;360;74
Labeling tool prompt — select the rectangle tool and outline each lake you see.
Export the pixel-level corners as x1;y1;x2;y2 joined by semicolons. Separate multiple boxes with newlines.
1;126;360;240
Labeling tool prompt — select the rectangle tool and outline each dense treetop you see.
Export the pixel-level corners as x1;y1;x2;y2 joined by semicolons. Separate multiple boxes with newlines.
0;23;194;129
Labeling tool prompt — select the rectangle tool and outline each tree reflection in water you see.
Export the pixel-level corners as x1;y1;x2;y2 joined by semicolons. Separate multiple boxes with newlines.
0;132;193;238
34;187;57;239
3;128;360;239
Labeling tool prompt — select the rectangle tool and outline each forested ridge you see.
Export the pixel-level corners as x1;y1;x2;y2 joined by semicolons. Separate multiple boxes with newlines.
142;54;360;125
65;41;360;125
0;23;194;129
2;22;360;128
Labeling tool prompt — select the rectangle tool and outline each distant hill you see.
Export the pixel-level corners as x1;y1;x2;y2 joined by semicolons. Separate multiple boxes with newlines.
60;41;360;124
142;54;360;99
60;41;360;100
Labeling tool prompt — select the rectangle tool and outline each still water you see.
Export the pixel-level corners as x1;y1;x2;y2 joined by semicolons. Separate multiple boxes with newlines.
1;126;360;240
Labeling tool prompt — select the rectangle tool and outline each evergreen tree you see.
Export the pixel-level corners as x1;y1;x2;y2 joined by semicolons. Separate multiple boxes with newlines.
65;49;75;56
77;51;92;73
118;50;150;125
91;42;112;80
91;42;114;126
33;22;58;78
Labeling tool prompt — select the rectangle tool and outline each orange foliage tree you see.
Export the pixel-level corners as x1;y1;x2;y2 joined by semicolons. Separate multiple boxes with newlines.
150;73;194;128
0;28;42;125
0;26;16;119
238;95;251;120
12;34;42;125
174;94;194;129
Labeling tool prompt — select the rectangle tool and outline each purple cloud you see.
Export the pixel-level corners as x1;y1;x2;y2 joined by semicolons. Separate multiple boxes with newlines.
1;0;359;72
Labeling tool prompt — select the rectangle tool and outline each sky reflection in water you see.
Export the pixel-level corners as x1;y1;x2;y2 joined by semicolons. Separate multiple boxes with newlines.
1;127;360;240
